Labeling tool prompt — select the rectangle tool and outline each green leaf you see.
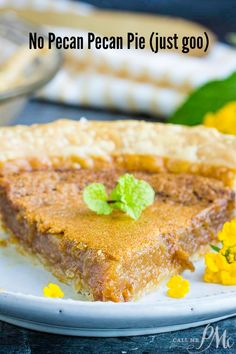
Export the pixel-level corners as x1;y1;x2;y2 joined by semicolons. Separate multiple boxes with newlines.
210;244;220;253
112;201;143;220
83;174;155;220
109;174;155;220
227;33;236;46
83;183;112;215
169;72;236;126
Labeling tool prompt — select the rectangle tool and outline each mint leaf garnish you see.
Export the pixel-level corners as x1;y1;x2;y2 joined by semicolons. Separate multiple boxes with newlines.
110;174;155;220
83;174;155;220
83;183;112;215
168;72;236;126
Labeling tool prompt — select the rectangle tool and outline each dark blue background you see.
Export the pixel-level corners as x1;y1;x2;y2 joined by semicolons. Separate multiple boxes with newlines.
3;1;236;353
81;0;235;40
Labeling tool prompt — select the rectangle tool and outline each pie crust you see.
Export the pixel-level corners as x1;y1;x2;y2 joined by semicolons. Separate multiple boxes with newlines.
0;119;235;189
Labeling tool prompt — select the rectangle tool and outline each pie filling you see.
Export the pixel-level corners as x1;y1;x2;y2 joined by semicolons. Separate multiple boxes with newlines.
0;169;234;302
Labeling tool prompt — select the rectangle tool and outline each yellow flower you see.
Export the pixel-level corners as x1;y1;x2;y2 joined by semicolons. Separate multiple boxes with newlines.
218;219;236;248
203;101;236;135
205;253;219;272
204;267;226;284
205;253;229;272
204;268;220;283
43;283;64;299
219;270;236;285
230;262;236;273
167;275;190;298
204;219;236;285
204;255;236;285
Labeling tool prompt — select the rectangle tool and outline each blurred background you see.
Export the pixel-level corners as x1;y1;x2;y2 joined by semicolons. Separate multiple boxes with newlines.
82;0;235;40
0;0;235;125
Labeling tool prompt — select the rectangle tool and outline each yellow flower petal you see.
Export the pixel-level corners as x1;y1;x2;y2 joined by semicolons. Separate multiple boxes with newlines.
203;269;215;283
203;101;236;136
203;113;216;127
205;253;219;272
230;262;236;274
43;283;64;299
216;253;230;271
220;270;233;285
166;275;190;299
167;275;182;288
218;219;236;247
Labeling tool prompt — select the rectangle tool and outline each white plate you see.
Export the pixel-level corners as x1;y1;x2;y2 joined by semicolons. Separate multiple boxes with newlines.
0;243;236;337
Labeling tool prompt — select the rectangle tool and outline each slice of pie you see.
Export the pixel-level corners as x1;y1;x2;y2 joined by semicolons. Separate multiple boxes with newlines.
0;169;234;301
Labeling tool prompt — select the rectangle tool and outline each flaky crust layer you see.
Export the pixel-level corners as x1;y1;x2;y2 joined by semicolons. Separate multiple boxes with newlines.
0;119;236;187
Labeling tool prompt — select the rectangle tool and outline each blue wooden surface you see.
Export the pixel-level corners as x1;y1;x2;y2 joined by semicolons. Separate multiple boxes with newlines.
0;315;236;353
1;0;236;352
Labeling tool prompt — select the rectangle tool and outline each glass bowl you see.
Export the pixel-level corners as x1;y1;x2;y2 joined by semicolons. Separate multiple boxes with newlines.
0;12;62;125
